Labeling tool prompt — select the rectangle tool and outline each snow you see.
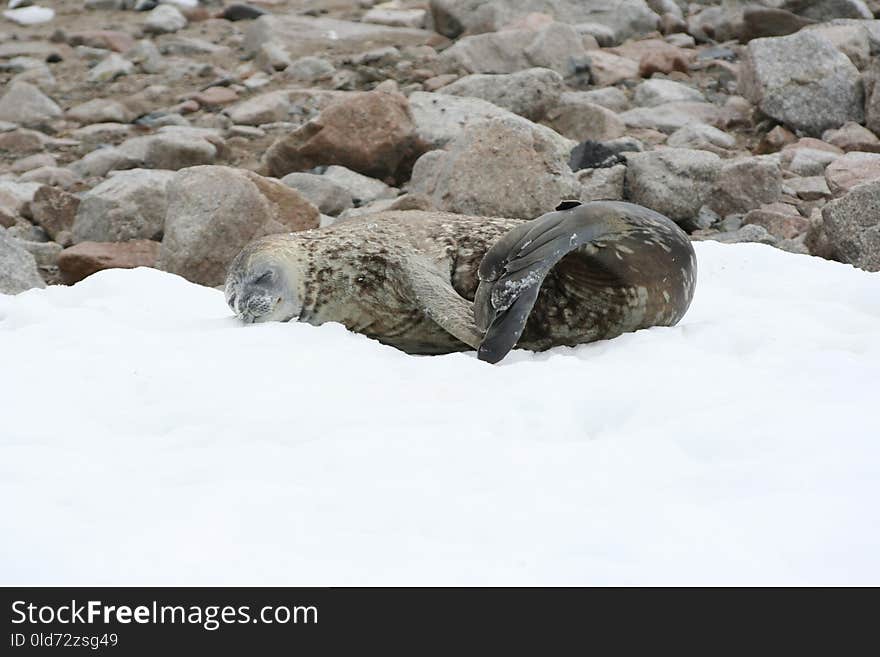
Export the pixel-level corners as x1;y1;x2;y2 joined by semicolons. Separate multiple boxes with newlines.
2;6;55;26
1;241;878;585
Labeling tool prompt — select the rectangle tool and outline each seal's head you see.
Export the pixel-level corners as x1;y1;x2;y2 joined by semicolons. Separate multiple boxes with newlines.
225;237;304;324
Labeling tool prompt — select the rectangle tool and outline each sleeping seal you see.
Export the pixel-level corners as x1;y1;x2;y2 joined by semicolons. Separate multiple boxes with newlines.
224;201;697;363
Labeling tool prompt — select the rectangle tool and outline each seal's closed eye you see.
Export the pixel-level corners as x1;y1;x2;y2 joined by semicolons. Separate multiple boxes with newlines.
555;200;583;211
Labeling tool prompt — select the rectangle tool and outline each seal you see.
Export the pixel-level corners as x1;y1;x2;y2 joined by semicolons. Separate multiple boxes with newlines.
224;201;697;363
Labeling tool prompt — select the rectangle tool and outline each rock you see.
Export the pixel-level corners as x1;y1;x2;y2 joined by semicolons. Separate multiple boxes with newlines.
756;125;797;154
578;164;626;201
87;53;134;83
585;50;639;86
408;91;514;147
191;87;239;108
219;4;267;21
780;147;841;176
363;7;427;29
824;151;880;194
860;58;880;135
144;5;188;35
632;78;704;107
286;56;335;83
67;98;135;124
72;169;175;243
544;94;625;142
740;7;815;42
118;131;220;170
707;157;783;217
785;176;832;201
637;47;690;77
20;166;80;190
823;122;880;152
321;166;397;207
569;140;622;171
441;68;563;121
624;148;722;225
738;31;863;136
822;180;880;271
0;128;49;154
223;90;291;126
16;239;62;270
2;6;55;26
68;30;136;53
409;116;578;220
743;203;809;240
29;185;80;243
704;223;779;246
619;102;720;134
667;123;736;154
440;23;587;77
429;0;660;42
10;153;56;174
0;81;62;129
158;166;320;286
578;87;629;112
57;240;162;285
262;89;425;183
280;172;353;216
787;0;872;22
807;23;872;70
243;15;437;61
0;227;45;294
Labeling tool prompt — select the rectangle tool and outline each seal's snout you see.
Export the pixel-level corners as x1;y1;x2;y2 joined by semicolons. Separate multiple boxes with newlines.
238;292;277;323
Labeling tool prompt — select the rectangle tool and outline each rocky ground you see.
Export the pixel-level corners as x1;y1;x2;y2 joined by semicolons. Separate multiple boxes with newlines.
2;0;880;294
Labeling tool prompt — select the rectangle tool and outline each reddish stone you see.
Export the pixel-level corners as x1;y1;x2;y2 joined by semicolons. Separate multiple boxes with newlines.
57;240;161;285
638;49;690;77
263;88;426;183
743;204;809;239
756;125;796;154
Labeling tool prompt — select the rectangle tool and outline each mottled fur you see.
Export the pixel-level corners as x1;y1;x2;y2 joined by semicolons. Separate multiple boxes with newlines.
225;205;697;360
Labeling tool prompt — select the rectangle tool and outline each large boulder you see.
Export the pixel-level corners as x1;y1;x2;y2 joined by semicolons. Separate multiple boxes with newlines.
441;68;564;121
0;227;45;294
29;186;81;244
738;31;863;136
158;166;320;287
409;116;578;220
72;169;176;243
624;149;722;225
408;91;519;147
430;0;659;42
262;89;424;183
822;180;880;271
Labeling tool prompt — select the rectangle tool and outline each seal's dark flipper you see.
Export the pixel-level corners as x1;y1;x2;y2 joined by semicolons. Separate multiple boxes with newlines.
475;203;615;364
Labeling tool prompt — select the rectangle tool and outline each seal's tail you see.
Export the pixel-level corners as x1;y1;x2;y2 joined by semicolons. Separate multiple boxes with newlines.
474;200;611;364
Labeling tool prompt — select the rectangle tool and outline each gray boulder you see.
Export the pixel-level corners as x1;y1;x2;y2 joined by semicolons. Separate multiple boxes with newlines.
543;94;625;142
441;68;564;121
280;172;353;216
410;116;578;220
624;149;722;225
822;180;880;271
158;166;320;287
738;31;863;136
73;169;176;243
321;166;398;207
0;227;45;294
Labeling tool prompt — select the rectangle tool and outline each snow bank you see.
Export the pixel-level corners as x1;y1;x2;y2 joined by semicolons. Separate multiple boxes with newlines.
1;242;878;585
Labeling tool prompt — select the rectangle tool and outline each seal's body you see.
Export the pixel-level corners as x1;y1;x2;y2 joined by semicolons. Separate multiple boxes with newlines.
224;202;697;363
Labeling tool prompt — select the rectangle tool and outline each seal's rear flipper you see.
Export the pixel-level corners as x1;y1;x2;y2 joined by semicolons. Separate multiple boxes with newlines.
475;201;615;364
